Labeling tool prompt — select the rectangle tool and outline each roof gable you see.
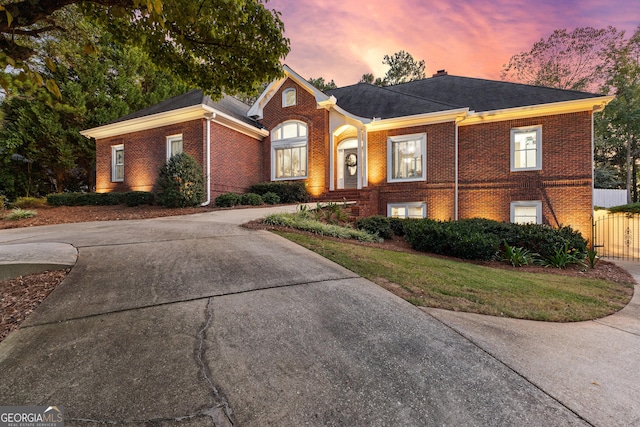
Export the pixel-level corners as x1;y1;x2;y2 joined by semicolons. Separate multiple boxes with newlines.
246;65;334;120
81;90;267;140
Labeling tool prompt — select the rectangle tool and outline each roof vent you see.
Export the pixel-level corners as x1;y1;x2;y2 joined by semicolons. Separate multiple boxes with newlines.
432;69;448;77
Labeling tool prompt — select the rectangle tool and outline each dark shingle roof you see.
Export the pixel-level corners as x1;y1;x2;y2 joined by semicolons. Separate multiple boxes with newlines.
111;89;257;127
326;83;461;119
327;75;605;119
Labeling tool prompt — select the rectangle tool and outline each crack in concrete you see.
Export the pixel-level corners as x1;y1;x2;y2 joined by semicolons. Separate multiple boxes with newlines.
67;404;228;424
196;297;234;427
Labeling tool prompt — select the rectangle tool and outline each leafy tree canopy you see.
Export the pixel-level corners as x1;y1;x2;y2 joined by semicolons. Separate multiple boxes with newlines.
0;0;290;98
501;27;622;93
358;50;426;87
307;76;337;92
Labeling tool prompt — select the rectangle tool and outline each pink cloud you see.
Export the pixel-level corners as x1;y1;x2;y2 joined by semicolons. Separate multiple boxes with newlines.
267;0;639;86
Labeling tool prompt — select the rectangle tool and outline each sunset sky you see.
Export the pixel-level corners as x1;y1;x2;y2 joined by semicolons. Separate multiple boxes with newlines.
267;0;640;87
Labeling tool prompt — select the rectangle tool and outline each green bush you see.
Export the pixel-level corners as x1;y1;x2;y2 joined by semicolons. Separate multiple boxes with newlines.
240;193;263;206
0;195;6;210
356;215;393;239
262;192;280;205
248;181;308;203
607;202;640;214
13;197;47;209
6;208;36;220
125;191;155;207
214;192;241;207
156;153;206;208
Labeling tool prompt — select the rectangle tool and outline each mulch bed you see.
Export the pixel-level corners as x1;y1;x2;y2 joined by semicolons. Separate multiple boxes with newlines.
0;269;69;342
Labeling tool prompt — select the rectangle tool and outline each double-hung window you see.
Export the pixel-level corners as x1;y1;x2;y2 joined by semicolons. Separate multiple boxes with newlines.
511;126;542;171
111;144;124;182
271;121;308;180
166;134;183;159
388;133;426;182
510;201;542;224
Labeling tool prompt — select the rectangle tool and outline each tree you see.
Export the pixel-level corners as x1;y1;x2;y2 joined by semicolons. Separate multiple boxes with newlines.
501;27;622;92
382;50;426;86
358;51;426;86
0;0;289;98
307;77;337;92
596;27;640;202
0;11;188;198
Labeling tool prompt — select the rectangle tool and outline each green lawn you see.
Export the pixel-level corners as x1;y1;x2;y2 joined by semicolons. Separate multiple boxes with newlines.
276;231;635;322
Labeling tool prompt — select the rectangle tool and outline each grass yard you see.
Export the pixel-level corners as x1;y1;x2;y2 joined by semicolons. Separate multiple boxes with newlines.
276;231;635;322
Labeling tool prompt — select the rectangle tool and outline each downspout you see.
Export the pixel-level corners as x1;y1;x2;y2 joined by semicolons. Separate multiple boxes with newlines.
201;112;215;206
454;117;464;220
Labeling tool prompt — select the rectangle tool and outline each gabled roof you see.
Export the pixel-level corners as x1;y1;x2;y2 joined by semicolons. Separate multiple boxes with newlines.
81;90;268;140
111;89;257;127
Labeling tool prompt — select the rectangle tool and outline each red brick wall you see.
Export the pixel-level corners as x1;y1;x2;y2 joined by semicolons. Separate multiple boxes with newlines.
458;112;594;240
95;118;263;201
209;121;263;197
366;122;457;220
259;79;330;196
95;120;204;194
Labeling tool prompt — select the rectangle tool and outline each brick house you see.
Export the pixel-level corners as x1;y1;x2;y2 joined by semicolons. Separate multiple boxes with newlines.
82;65;613;240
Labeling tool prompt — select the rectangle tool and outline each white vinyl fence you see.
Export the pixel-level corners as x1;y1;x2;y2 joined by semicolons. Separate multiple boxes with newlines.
593;189;627;208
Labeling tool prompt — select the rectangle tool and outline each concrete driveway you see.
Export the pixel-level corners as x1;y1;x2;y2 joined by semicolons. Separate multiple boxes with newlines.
0;206;632;426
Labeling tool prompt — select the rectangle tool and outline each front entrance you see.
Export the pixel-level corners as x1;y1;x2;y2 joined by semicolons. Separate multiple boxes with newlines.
344;149;358;189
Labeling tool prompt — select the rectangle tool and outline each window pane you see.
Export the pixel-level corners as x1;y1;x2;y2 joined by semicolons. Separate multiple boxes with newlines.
282;123;298;139
408;206;424;219
514;206;538;224
115;164;124;180
392;139;423;179
391;207;406;218
513;130;537;169
284;89;296;107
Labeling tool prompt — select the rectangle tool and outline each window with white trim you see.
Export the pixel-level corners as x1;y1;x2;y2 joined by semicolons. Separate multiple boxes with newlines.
511;126;542;171
111;144;124;182
166;134;183;159
271;121;308;180
388;133;426;182
388;202;426;219
510;201;542;224
282;88;296;107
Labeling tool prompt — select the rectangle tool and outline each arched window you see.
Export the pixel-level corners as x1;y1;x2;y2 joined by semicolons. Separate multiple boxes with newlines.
271;121;307;180
282;88;296;107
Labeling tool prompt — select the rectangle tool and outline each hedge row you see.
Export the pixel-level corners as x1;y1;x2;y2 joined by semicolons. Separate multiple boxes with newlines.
402;218;587;261
248;181;308;203
47;191;154;207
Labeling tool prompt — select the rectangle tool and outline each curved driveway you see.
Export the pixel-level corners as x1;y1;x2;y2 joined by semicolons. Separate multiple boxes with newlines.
0;206;635;426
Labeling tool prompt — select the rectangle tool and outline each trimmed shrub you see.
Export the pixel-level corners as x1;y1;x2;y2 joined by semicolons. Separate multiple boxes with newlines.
248;181;308;203
214;192;241;207
356;215;393;239
403;217;587;261
262;192;280;205
156;153;206;208
240;193;263;206
125;191;155;207
404;219;501;260
46;192;144;206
